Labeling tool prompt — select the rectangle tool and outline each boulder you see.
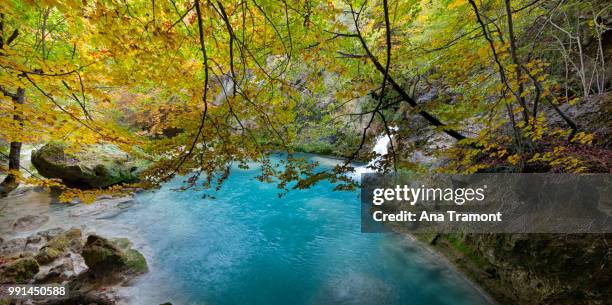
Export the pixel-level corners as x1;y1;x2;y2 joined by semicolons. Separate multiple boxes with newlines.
35;253;88;284
81;235;124;275
112;238;148;274
0;257;39;284
35;228;82;265
31;142;148;188
81;235;148;277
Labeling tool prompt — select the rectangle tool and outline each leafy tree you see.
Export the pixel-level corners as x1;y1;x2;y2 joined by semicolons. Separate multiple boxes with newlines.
0;0;609;200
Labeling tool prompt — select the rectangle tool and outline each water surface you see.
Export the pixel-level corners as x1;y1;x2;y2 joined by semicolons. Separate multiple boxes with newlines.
113;156;492;305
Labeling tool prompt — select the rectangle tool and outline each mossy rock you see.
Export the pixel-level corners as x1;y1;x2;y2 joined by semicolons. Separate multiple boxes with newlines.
110;238;148;274
48;228;82;250
82;235;148;277
82;235;125;275
123;249;148;274
31;142;149;188
35;247;62;265
0;257;39;284
35;228;82;265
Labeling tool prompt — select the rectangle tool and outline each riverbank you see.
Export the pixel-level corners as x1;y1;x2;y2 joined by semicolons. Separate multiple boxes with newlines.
409;232;514;305
0;187;153;304
403;231;612;305
402;234;500;305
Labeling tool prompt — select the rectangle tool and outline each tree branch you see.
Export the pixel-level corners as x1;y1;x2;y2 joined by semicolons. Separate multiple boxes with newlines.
168;0;210;178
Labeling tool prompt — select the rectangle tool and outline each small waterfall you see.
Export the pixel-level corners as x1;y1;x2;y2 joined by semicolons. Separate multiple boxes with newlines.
352;127;398;177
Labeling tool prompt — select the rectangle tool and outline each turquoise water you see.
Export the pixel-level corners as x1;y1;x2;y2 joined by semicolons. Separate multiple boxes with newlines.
116;156;492;305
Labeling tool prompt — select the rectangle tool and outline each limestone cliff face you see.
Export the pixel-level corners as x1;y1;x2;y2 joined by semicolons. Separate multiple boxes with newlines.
455;234;611;305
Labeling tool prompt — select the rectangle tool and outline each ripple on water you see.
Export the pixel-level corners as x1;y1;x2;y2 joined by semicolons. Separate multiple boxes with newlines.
113;155;493;305
1;156;494;305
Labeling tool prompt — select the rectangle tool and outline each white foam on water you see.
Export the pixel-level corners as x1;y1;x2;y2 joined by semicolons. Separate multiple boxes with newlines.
350;126;398;181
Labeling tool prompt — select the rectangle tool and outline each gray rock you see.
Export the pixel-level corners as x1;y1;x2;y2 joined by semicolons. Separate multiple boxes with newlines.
0;238;27;256
35;253;88;284
0;256;39;284
35;227;65;240
12;214;49;232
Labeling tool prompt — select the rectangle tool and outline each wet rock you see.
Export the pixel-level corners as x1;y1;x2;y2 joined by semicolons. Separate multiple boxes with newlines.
96;194;114;200
82;235;148;277
82;235;124;275
34;264;64;283
35;228;82;265
11;215;49;232
35;253;88;284
22;227;64;255
118;247;147;275
26;234;43;245
0;177;18;197
109;238;147;274
0;256;39;284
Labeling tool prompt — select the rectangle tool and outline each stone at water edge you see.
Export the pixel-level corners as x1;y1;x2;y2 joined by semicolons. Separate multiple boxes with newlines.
31;142;149;188
35;228;82;265
109;237;148;274
81;235;148;277
0;257;39;284
34;253;88;284
81;235;125;276
120;247;148;274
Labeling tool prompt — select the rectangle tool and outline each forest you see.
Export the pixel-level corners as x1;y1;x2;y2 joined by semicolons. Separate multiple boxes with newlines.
0;0;610;304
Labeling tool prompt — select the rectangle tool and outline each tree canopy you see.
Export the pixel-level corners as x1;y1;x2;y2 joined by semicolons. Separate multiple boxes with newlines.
1;0;610;200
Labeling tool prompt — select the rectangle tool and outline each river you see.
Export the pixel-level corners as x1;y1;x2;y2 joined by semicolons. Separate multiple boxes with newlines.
113;154;493;305
1;154;493;305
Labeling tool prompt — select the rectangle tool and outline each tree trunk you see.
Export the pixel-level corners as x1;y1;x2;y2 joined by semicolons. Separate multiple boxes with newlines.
504;0;530;125
0;87;25;196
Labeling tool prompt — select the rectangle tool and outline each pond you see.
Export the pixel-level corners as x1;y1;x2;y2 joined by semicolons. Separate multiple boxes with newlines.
113;155;493;305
